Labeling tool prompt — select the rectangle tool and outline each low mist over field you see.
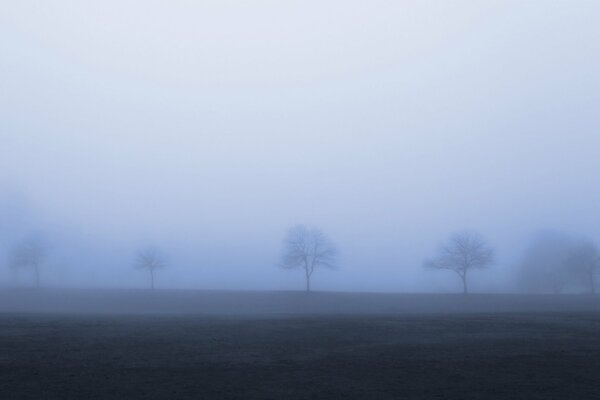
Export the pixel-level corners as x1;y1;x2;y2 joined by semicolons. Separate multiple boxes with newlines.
1;1;600;295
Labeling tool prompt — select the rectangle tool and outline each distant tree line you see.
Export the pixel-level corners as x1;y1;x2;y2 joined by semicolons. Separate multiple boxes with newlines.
517;231;600;294
3;226;599;294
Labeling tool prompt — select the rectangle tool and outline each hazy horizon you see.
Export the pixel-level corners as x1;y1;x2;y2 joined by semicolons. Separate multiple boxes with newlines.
1;1;599;293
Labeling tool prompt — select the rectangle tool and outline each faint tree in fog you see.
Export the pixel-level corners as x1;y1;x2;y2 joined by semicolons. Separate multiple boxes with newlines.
517;231;576;294
565;242;600;294
134;246;167;290
424;231;493;294
280;225;338;292
8;235;46;288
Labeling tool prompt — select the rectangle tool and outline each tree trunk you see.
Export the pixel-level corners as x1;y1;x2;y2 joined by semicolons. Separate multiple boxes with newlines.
305;269;311;292
150;269;155;290
461;273;468;294
591;271;596;295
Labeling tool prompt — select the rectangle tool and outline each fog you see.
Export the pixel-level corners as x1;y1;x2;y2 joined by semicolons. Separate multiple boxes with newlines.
1;0;600;293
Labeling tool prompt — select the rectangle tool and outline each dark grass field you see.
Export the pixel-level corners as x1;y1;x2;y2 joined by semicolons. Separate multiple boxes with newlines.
1;290;600;399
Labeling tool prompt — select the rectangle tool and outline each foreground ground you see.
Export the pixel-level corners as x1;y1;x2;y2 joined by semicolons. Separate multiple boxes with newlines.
0;291;599;399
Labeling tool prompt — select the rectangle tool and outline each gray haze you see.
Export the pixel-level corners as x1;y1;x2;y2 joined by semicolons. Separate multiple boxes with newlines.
1;1;599;292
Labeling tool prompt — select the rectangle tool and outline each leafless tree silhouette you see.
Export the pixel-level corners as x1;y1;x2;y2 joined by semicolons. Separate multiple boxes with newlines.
424;231;493;294
8;236;46;288
565;242;600;294
280;225;338;292
134;246;166;290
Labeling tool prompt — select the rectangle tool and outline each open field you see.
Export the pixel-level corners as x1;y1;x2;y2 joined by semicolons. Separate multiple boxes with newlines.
1;288;600;315
1;290;600;399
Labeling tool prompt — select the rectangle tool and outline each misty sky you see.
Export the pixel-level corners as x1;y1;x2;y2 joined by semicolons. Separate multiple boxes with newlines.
1;1;599;292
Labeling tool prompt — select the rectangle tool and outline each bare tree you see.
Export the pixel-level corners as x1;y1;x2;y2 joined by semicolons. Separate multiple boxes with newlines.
517;231;576;294
8;236;46;288
565;242;600;294
134;246;166;289
280;225;338;292
424;231;493;294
